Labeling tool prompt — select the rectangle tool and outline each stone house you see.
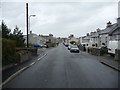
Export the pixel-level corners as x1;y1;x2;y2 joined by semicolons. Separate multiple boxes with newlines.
78;33;91;44
89;28;101;47
40;34;57;44
108;17;120;60
79;20;118;47
24;31;42;45
24;31;57;45
68;34;79;44
98;21;117;47
109;17;120;42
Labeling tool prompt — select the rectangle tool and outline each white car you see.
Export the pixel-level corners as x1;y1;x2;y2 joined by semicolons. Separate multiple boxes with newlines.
108;40;119;56
70;45;79;53
68;44;73;50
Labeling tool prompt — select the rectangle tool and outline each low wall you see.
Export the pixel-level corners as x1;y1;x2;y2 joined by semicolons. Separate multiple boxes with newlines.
78;46;86;51
37;48;45;55
16;48;44;63
2;48;44;71
91;48;101;56
16;48;38;56
18;52;33;63
115;49;120;60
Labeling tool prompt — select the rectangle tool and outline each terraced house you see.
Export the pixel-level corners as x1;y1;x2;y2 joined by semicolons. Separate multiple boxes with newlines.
79;17;120;48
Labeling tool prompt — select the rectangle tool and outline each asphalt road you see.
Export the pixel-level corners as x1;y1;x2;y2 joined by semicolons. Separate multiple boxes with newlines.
2;50;45;82
3;44;118;88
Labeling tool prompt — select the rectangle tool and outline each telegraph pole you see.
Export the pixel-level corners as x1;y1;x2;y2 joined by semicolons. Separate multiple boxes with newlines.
26;3;29;48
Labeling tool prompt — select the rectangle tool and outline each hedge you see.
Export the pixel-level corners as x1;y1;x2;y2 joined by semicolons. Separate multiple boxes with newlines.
2;38;18;66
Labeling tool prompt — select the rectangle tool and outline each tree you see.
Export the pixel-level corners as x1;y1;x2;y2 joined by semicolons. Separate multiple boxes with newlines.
1;20;11;39
10;25;25;47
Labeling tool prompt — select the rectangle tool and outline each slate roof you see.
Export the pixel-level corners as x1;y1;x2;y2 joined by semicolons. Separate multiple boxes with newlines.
83;36;91;40
90;33;99;38
99;23;117;35
109;24;120;35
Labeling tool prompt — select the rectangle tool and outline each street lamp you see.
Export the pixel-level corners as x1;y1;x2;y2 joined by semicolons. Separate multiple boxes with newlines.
26;3;29;48
29;15;36;33
26;3;36;48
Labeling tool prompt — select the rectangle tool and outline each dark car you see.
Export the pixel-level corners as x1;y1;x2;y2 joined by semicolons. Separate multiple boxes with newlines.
98;46;108;50
64;43;69;47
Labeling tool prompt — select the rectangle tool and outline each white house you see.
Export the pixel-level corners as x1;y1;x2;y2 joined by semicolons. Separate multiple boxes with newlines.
68;34;79;44
99;21;117;47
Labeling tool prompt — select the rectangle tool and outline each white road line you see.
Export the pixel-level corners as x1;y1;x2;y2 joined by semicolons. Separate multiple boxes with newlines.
1;53;47;88
0;67;28;87
30;62;35;66
37;54;47;61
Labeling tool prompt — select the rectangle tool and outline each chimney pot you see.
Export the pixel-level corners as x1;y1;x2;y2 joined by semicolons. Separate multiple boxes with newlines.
96;28;100;32
30;31;32;34
106;21;112;27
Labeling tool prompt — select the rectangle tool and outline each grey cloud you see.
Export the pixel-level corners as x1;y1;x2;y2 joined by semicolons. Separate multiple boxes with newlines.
1;2;118;37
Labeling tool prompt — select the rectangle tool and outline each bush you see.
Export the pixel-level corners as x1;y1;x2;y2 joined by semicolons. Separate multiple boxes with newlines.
2;38;18;66
100;49;108;55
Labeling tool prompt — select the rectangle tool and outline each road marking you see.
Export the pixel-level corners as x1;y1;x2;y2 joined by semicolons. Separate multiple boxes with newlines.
0;67;28;87
30;62;36;66
37;54;47;61
1;53;47;88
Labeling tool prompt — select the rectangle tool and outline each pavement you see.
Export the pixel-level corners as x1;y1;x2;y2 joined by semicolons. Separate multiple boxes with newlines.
99;55;120;72
2;48;47;83
81;51;120;72
2;44;119;88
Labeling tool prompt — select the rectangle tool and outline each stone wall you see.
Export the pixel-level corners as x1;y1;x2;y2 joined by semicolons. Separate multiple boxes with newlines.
89;48;108;56
18;52;33;63
2;48;44;71
91;48;101;56
16;48;38;56
16;48;44;63
78;45;86;51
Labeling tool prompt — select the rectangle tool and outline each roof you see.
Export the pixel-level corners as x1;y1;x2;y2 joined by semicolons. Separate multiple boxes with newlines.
99;23;117;35
39;34;49;37
83;36;91;40
90;33;99;38
109;24;120;35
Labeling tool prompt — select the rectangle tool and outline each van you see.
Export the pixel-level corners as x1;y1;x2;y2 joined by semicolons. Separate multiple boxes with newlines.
81;42;96;52
81;42;95;47
108;40;119;56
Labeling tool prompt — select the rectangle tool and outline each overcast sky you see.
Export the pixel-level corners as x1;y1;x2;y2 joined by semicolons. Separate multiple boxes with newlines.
1;1;119;38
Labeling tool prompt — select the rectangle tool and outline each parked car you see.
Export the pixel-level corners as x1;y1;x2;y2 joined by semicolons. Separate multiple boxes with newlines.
68;45;71;50
108;40;119;56
70;45;79;53
98;46;108;50
68;44;73;50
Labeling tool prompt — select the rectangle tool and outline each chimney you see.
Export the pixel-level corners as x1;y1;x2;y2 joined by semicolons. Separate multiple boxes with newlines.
106;21;112;27
90;32;94;35
49;34;53;37
86;33;89;36
96;28;100;32
30;31;32;34
117;17;120;27
70;34;74;37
